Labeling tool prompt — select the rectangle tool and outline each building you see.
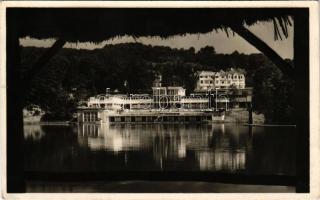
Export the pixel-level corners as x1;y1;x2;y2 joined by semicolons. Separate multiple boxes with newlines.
152;86;186;109
196;68;246;91
86;94;153;110
77;71;252;123
77;84;224;123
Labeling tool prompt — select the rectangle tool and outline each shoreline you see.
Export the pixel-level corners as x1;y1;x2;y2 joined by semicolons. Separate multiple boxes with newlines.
24;121;72;125
24;121;296;127
245;124;296;127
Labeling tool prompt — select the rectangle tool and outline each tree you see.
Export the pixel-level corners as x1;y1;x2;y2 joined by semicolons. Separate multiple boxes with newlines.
252;59;295;124
20;43;294;123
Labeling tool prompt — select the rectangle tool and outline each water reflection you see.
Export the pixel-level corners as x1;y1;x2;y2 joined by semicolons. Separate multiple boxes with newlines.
77;123;248;172
196;150;245;171
24;124;45;140
24;123;296;175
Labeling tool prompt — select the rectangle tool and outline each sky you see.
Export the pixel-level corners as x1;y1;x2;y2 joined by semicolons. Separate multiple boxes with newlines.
20;20;294;59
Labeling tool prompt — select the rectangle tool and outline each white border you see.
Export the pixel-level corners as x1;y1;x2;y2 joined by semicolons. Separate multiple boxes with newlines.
0;1;319;200
0;1;318;8
0;2;7;200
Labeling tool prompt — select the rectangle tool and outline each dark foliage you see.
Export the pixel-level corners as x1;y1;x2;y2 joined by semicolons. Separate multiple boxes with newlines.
21;43;294;124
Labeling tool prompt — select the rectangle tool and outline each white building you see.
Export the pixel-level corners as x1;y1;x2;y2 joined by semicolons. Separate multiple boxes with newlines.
87;94;153;110
152;86;186;108
196;68;246;91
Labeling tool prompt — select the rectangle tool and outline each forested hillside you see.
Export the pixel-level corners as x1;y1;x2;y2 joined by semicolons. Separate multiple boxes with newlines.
21;43;295;123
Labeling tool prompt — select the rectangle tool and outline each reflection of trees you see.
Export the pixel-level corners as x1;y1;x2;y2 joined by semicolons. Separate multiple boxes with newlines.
24;125;81;172
245;127;296;176
24;124;45;140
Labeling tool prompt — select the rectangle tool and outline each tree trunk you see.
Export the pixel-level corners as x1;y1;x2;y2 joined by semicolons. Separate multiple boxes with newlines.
22;38;66;93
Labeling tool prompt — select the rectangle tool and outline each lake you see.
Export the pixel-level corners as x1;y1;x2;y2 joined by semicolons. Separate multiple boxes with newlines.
24;123;296;176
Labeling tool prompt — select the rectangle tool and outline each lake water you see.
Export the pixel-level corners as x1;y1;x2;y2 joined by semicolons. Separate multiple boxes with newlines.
24;123;296;176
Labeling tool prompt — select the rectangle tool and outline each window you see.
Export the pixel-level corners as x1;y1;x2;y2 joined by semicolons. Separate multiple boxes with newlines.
228;81;231;84
92;112;98;121
216;81;219;84
210;81;212;84
84;113;89;122
201;80;203;84
222;81;224;84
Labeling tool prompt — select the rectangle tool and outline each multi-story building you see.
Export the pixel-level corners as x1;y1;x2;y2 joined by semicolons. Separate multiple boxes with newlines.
77;71;252;123
152;86;186;108
196;68;246;91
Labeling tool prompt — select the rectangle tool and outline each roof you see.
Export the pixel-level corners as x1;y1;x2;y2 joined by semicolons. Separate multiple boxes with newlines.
167;86;185;90
8;8;293;42
198;71;216;76
198;68;245;77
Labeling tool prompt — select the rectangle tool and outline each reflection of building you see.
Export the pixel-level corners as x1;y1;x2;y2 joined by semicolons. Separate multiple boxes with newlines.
78;123;144;152
194;123;248;172
196;68;246;91
196;150;246;171
77;123;249;172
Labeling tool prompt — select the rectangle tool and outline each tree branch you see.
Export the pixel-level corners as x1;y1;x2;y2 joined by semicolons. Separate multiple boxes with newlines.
23;38;66;84
229;25;294;77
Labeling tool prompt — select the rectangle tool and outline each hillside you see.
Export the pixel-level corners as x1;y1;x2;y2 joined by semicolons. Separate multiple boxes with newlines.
20;43;295;123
